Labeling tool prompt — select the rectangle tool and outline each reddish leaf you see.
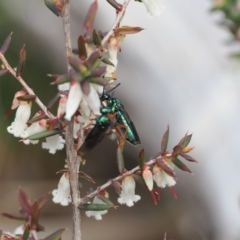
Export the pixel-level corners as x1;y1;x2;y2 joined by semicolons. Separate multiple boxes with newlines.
84;0;98;33
44;0;64;17
16;44;26;77
0;32;12;54
78;35;87;61
92;29;102;48
31;201;39;230
79;171;95;184
90;66;106;77
23;224;30;240
161;125;169;155
114;26;144;35
37;192;49;210
156;158;176;178
172;157;192;173
17;94;36;101
172;144;183;157
81;80;90;95
18;188;31;215
27;113;46;124
180;153;198;163
1;212;26;221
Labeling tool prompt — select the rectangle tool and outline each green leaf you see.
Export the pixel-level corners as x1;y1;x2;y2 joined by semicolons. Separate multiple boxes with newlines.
79;203;112;211
79;171;95;183
179;134;192;147
43;229;65;240
0;32;12;54
16;44;26;77
172;157;192;173
87;50;101;68
97;195;114;207
161;125;169;155
101;57;115;66
28;113;46;124
44;0;63;17
23;224;30;240
27;129;63;140
138;149;145;169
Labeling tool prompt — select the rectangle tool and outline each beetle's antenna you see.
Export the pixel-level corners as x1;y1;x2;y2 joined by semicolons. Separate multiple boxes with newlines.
105;83;121;94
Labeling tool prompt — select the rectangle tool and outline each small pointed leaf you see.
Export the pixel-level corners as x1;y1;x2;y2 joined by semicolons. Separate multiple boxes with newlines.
16;44;26;77
179;153;198;163
87;76;109;86
97;195;114;207
101;57;115;66
43;229;65;240
78;36;87;61
50;73;72;85
111;180;121;195
0;69;9;77
92;29;102;48
114;26;144;35
1;212;26;221
0;32;13;54
133;174;147;189
138;149;145;169
28;113;46;124
87;50;101;68
37;192;49;210
79;203;112;211
27;128;63;140
31;201;39;229
179;134;192;147
84;0;98;32
17;94;36;102
23;224;30;240
172;157;192;173
44;0;64;17
90;66;106;77
161;125;169;155
172;144;183;157
106;0;122;10
18;188;31;215
156;158;176;178
79;171;95;183
47;93;60;109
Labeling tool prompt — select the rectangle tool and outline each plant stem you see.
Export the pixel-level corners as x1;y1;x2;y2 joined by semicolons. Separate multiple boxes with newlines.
0;52;55;119
61;1;81;240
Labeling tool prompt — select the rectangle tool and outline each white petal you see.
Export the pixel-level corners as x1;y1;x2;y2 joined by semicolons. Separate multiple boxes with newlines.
83;84;101;116
142;0;165;17
65;81;82;121
42;135;65;154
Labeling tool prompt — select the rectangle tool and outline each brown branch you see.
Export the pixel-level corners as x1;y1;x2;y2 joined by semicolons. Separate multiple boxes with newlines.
79;158;156;204
101;0;131;46
0;52;55;119
61;1;81;240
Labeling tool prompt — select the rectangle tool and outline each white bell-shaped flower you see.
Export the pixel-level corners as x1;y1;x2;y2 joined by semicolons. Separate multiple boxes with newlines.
42;134;65;154
153;162;176;188
7;101;32;137
52;173;71;206
118;175;141;207
21;119;47;145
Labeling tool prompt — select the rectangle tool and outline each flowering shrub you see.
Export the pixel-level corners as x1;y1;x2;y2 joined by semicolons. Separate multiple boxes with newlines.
0;0;198;240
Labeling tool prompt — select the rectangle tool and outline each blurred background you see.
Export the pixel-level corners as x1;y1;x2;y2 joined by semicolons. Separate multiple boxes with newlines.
0;0;240;239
